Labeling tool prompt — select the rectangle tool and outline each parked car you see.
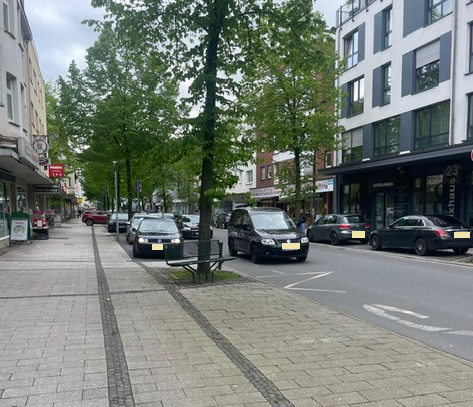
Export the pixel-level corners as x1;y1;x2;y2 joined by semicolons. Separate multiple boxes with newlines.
126;213;153;244
216;212;231;229
107;213;129;233
81;211;108;226
369;215;473;256
228;206;309;263
307;214;371;245
132;216;183;258
178;214;213;239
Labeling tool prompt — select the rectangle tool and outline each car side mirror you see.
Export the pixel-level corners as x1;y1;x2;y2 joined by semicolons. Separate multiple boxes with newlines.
131;228;136;232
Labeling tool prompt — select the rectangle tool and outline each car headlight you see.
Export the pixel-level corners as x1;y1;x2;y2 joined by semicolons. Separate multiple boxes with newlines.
301;237;309;243
138;237;148;243
183;227;191;231
261;238;276;245
171;238;181;244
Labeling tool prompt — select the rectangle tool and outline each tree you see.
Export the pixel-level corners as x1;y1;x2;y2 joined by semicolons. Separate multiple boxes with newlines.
243;0;344;214
90;0;271;271
57;22;181;216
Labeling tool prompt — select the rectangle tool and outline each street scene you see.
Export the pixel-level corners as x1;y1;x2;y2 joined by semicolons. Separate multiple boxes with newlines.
3;0;473;406
2;220;473;407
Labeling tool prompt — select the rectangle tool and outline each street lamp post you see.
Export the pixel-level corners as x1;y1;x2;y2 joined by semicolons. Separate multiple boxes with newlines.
136;180;141;213
113;161;119;240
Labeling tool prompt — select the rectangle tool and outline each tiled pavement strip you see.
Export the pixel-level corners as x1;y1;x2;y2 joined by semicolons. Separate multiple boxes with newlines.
0;221;473;406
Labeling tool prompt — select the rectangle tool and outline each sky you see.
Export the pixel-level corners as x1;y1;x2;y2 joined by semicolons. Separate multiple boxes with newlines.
26;0;344;84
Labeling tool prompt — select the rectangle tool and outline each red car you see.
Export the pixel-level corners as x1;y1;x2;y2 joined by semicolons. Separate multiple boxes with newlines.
81;211;108;226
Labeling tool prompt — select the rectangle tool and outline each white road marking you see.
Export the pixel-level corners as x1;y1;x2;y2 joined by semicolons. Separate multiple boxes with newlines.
287;288;346;293
284;272;332;289
444;330;473;336
270;269;286;275
363;304;450;332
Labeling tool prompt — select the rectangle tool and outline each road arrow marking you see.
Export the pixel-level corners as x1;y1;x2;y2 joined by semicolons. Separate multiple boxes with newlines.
363;304;450;332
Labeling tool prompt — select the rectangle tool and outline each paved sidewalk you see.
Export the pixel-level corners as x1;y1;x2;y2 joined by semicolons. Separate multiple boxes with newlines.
1;219;473;407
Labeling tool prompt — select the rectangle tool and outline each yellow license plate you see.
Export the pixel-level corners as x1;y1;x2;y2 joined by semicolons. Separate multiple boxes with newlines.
152;244;164;250
454;231;470;239
352;231;365;238
282;243;300;250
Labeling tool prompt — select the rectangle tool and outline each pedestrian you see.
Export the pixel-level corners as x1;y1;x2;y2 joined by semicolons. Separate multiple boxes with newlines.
298;208;307;234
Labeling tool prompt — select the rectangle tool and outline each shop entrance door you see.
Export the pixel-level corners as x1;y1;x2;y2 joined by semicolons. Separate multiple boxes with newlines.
374;192;394;230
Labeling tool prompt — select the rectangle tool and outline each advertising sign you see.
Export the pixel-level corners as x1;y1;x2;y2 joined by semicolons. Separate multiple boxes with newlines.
10;219;29;241
49;164;65;178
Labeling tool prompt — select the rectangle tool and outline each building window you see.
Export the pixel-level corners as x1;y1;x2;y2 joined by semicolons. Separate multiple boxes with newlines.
348;77;364;116
246;170;253;184
383;7;392;50
427;0;452;24
325;151;332;168
6;74;14;121
374;116;400;157
342;128;363;163
267;165;272;179
260;166;266;181
468;94;473;140
469;23;473;73
344;29;359;69
3;0;10;32
382;63;391;105
342;183;361;214
415;41;440;92
415;100;450;150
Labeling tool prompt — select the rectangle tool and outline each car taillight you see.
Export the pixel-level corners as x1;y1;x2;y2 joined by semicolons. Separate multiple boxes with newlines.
433;229;449;237
364;223;371;229
338;223;351;230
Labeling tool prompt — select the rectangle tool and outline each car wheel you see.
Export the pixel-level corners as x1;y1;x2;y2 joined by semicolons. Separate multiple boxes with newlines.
307;229;313;242
370;235;381;250
250;244;262;264
296;255;307;262
126;234;133;245
414;237;429;256
228;239;238;256
85;219;93;226
133;243;141;258
453;247;469;255
330;232;340;246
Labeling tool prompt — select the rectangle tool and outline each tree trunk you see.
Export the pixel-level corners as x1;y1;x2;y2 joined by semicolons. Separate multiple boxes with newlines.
197;0;229;275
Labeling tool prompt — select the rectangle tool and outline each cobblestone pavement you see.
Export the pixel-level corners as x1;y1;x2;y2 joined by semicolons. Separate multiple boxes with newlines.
1;219;473;407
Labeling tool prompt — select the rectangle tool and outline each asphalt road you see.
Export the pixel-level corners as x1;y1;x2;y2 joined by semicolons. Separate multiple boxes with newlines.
119;226;473;363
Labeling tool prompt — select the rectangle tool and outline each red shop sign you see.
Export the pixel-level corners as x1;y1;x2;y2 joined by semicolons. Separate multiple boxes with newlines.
49;164;65;178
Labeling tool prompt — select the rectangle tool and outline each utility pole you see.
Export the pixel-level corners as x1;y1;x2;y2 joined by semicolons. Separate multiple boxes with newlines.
113;161;119;241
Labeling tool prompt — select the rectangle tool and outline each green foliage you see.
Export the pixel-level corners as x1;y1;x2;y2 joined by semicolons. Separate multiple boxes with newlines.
243;0;344;211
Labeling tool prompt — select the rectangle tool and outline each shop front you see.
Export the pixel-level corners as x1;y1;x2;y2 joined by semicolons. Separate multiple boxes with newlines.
326;145;473;229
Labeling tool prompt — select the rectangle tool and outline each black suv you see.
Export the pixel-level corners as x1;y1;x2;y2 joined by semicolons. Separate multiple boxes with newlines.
228;207;309;263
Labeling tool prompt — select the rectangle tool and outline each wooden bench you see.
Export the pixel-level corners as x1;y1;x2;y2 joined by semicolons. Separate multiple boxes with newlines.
163;239;236;282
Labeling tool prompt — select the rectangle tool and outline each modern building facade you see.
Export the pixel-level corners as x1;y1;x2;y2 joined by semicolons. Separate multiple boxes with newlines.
0;0;52;247
325;0;473;229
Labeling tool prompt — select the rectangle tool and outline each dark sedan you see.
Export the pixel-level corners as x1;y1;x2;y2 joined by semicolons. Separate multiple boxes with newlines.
178;214;213;239
369;215;473;256
107;213;129;233
132;217;183;258
307;214;371;245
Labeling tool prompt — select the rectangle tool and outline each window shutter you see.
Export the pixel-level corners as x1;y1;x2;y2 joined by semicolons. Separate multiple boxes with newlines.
416;41;440;68
352;128;363;147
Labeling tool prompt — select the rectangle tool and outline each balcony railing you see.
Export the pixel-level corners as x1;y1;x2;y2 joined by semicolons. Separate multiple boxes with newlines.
336;0;376;27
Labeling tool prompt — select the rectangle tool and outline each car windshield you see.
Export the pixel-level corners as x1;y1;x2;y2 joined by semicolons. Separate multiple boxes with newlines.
111;213;128;220
252;213;296;230
183;215;199;223
132;216;146;226
139;219;178;233
425;215;466;226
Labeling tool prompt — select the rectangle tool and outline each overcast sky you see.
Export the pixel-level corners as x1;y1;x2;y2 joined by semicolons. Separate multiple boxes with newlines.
26;0;344;84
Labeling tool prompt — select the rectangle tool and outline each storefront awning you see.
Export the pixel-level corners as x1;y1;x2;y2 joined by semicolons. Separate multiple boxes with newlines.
0;149;52;185
321;143;473;176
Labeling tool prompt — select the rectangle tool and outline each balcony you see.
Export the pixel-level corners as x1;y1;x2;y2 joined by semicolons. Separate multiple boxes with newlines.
336;0;377;27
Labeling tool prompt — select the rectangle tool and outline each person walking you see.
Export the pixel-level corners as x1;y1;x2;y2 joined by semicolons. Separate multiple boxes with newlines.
298;208;307;234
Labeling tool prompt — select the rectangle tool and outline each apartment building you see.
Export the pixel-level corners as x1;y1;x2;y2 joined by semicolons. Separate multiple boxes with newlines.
325;0;473;229
0;0;52;247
